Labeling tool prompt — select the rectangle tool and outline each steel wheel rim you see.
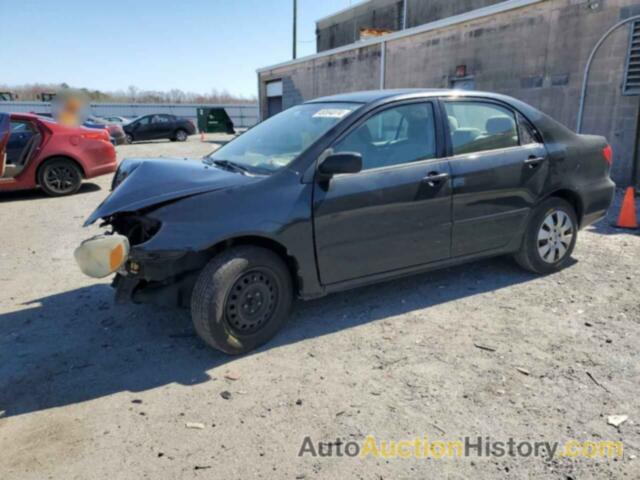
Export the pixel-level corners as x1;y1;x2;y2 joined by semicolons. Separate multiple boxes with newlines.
45;165;78;193
177;131;186;141
225;268;279;335
537;209;574;263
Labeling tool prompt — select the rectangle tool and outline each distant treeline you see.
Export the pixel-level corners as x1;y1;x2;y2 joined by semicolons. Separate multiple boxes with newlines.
1;83;256;104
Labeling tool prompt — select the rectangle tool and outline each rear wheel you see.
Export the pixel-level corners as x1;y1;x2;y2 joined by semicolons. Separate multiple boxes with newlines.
38;158;83;196
191;246;293;354
175;129;188;142
514;197;578;274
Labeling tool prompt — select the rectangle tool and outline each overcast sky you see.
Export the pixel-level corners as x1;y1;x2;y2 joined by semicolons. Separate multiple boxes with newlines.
0;0;355;97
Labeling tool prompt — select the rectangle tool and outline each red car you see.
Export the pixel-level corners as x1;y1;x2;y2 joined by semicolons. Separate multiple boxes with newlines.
0;113;117;196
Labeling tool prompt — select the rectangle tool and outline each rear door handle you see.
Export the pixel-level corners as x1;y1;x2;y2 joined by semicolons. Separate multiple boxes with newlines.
524;156;546;167
423;171;450;186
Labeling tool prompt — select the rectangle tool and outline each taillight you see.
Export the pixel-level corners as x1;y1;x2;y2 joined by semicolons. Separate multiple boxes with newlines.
82;130;109;142
602;145;613;166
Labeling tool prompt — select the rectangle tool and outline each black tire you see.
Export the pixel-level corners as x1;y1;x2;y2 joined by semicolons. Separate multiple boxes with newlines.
175;129;188;142
514;197;578;274
191;246;293;355
37;158;83;196
125;133;134;144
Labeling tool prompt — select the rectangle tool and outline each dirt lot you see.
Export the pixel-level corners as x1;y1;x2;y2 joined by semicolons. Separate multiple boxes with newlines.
0;135;639;479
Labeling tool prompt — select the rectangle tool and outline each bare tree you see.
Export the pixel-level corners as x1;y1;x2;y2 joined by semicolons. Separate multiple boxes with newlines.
1;83;257;104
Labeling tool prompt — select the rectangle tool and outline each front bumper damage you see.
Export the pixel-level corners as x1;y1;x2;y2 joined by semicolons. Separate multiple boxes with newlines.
76;213;210;308
111;249;210;308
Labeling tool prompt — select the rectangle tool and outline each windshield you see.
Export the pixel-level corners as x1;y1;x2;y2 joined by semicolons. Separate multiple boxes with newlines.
206;102;360;173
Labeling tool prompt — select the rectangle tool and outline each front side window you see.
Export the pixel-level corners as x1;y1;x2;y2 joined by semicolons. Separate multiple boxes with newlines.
334;103;437;170
445;101;518;155
207;102;360;173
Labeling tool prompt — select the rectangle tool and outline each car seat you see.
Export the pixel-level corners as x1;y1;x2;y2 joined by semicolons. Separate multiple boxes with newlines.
452;128;482;153
486;116;516;136
386;117;435;167
338;123;376;168
448;115;459;132
484;115;517;149
3;133;41;178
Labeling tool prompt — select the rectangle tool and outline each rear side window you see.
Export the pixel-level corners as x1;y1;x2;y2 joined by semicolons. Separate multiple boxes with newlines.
445;101;518;155
334;102;437;170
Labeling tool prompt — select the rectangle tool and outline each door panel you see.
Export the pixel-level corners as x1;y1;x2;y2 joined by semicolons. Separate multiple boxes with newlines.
314;160;452;284
153;115;174;139
313;101;451;285
444;99;548;257
449;144;548;256
134;117;153;140
6;121;34;164
0;114;9;177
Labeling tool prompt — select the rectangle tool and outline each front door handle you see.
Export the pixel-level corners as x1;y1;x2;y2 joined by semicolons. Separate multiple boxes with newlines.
524;156;546;167
423;171;450;186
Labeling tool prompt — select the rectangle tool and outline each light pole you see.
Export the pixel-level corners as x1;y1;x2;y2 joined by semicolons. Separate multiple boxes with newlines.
293;0;298;59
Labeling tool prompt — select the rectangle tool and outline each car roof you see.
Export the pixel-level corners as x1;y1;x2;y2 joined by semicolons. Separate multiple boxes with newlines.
10;112;42;120
306;88;519;105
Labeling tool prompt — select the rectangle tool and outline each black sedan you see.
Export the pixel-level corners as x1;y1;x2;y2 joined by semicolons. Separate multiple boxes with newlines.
76;89;615;354
123;114;196;143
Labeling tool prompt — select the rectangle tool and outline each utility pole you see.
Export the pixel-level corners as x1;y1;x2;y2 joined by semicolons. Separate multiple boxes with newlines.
403;0;408;29
293;0;298;59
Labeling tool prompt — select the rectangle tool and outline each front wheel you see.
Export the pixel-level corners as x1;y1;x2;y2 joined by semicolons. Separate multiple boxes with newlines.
191;246;293;354
125;133;133;144
514;197;578;274
38;158;83;196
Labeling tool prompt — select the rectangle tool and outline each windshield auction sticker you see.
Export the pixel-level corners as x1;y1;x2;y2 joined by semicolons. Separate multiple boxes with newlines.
312;109;353;119
298;435;624;461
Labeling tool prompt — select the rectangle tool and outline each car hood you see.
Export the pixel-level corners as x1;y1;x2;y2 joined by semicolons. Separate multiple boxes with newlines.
84;157;261;226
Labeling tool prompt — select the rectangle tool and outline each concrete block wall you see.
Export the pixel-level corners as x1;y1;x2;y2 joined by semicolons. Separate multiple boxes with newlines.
259;44;382;114
405;0;504;27
261;0;640;184
317;0;403;52
316;0;506;52
383;0;639;183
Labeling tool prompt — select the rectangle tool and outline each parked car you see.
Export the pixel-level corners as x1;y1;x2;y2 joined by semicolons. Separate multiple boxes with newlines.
84;116;127;145
76;89;615;354
100;116;132;125
0;113;116;196
123;114;196;143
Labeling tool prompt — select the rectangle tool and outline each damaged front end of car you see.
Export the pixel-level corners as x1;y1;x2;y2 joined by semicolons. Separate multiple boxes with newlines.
75;157;260;308
79;208;208;308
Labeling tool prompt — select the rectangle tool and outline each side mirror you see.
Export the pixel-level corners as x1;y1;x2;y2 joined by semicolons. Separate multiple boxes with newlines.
318;152;362;177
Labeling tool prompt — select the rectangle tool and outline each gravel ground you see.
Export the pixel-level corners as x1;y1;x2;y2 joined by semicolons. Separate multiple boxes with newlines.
0;135;639;479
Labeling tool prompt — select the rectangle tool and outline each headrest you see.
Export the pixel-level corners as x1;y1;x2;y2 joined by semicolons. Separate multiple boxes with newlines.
448;115;459;131
355;124;373;143
452;128;481;148
407;118;431;138
486;116;515;136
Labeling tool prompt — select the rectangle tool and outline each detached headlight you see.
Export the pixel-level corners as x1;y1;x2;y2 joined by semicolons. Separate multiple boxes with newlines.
74;234;130;278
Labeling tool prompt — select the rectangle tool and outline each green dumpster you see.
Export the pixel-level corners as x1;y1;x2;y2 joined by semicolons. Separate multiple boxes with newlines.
197;107;235;134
